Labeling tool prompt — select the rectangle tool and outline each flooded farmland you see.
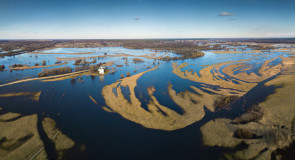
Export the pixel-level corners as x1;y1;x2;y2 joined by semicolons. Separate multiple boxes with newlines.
1;46;295;160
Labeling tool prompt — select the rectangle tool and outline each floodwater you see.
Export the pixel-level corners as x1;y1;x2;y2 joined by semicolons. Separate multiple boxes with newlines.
0;47;292;159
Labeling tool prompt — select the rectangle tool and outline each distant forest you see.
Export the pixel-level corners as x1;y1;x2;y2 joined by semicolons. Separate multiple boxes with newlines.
0;38;294;59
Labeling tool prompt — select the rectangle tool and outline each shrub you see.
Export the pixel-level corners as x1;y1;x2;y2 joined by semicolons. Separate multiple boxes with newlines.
77;77;84;83
133;58;145;63
38;72;46;77
122;57;128;62
55;60;61;64
90;65;97;73
42;60;46;66
81;59;89;65
91;59;97;63
74;59;82;65
234;104;264;124
110;67;116;75
37;66;72;77
71;77;76;84
120;74;124;79
264;129;288;146
126;72;131;77
11;64;24;68
214;95;239;109
74;65;89;72
34;63;40;66
0;65;5;70
235;128;254;139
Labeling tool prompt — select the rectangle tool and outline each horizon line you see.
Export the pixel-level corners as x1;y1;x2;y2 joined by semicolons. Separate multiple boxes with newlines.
0;37;294;40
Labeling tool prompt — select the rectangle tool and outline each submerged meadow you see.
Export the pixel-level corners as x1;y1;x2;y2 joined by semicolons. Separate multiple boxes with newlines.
0;41;295;160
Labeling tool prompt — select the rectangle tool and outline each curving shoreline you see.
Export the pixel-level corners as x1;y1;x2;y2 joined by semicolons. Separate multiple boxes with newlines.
102;65;219;131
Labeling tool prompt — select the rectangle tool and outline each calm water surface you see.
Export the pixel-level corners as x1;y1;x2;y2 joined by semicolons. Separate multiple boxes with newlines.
0;47;291;159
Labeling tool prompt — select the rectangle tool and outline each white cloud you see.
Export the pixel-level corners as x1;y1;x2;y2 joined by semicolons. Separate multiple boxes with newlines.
219;12;234;16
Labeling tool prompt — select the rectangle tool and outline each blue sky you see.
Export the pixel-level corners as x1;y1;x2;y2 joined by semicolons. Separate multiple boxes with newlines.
0;0;294;39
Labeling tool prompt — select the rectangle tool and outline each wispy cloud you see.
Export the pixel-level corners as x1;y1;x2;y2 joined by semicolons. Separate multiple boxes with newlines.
134;18;140;21
219;12;234;16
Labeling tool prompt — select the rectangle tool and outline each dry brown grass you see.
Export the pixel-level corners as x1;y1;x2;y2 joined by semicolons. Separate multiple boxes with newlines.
0;111;77;160
138;52;158;59
0;91;41;102
222;56;283;82
0;70;89;87
172;55;290;100
102;65;221;130
89;95;97;105
133;58;145;63
234;128;254;139
104;61;114;66
42;118;75;158
234;104;264;124
39;117;84;159
0;92;35;97
214;95;239;109
200;62;295;159
0;114;44;160
172;61;257;96
102;106;113;113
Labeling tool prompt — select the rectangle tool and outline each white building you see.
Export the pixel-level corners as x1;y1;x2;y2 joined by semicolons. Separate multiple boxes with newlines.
98;66;105;74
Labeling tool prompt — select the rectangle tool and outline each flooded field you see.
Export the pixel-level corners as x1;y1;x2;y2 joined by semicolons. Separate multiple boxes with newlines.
1;46;295;160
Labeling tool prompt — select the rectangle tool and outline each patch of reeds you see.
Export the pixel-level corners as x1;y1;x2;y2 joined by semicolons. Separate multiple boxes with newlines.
234;128;254;139
234;104;264;124
264;129;288;146
214;95;239;109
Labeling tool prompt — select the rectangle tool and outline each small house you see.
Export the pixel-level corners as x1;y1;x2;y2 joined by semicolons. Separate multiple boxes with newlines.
98;66;105;74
